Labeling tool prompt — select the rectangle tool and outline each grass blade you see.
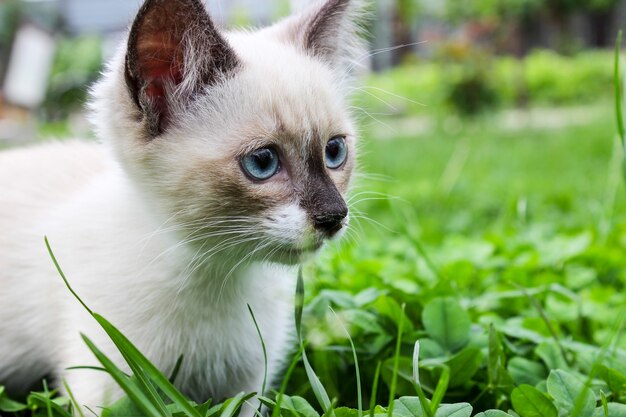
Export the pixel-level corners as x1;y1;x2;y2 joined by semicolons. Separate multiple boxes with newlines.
101;324;172;417
429;366;449;412
410;341;434;417
42;380;54;417
46;237;199;417
572;308;626;417
28;391;72;417
66;366;111;374
513;283;570;367
63;380;86;417
271;347;303;417
369;361;382;417
81;334;161;417
248;304;268;395
295;268;305;337
615;30;625;145
411;383;433;417
412;341;420;386
220;392;255;417
93;314;201;417
295;268;333;414
387;303;406;417
45;237;92;316
601;391;609;417
301;342;332;413
329;307;363;417
169;355;184;384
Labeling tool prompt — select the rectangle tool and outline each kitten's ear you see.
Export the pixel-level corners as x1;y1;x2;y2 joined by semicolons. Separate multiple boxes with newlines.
125;0;239;137
274;0;369;74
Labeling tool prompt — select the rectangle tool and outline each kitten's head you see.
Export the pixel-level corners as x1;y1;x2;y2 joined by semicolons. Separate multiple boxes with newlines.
91;0;368;265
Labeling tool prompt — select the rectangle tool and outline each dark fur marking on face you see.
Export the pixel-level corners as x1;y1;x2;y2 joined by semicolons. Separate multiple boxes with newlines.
125;0;240;137
298;138;348;228
177;157;286;222
212;178;276;216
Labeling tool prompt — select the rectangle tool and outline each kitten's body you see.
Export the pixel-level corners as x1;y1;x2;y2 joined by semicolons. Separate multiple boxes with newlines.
0;142;294;401
0;0;365;408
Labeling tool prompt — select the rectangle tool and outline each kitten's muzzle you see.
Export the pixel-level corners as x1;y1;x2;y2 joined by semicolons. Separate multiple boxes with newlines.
301;167;349;238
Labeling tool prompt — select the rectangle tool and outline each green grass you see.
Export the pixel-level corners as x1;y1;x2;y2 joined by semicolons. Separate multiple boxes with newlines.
356;107;625;238
292;104;626;412
2;103;626;416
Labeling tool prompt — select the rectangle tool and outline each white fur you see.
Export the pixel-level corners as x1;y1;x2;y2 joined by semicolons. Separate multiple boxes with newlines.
264;203;309;243
0;147;297;402
0;0;366;410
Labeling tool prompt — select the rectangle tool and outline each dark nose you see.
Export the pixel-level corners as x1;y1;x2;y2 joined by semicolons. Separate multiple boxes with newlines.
302;167;349;237
313;210;348;236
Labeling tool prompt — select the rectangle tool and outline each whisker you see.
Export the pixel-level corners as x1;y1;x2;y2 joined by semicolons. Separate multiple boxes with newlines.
339;41;428;85
175;235;265;294
348;106;398;133
352;172;394;182
350;212;397;234
351;89;399;112
354;85;426;107
217;239;274;303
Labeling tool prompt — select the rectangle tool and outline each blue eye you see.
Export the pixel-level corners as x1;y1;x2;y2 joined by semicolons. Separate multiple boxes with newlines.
325;136;348;169
241;147;280;180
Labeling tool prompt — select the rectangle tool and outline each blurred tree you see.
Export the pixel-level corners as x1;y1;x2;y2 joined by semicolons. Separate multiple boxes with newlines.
372;0;395;70
441;0;621;54
444;0;541;22
0;0;21;86
586;0;620;7
544;0;592;53
442;0;542;56
41;35;103;121
584;0;620;47
393;0;422;62
370;0;419;69
432;38;504;115
540;0;620;52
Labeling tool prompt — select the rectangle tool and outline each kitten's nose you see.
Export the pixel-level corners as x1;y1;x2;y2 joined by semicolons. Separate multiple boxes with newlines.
313;210;348;236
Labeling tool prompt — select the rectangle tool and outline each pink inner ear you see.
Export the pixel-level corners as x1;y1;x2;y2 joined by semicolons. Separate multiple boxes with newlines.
137;32;185;102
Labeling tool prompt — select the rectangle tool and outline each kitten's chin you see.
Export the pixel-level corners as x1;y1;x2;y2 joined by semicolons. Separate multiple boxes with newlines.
268;241;324;265
268;227;349;265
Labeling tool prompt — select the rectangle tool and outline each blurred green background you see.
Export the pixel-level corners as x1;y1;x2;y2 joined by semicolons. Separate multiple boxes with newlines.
2;0;626;414
0;0;624;127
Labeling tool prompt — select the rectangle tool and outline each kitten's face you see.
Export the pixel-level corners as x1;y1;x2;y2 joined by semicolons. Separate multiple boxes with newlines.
92;0;366;265
154;46;356;264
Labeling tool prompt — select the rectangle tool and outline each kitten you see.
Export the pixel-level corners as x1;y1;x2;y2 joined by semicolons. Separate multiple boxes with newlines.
0;0;366;409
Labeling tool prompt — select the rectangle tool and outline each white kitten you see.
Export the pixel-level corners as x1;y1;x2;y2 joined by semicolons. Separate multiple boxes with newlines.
0;0;366;409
